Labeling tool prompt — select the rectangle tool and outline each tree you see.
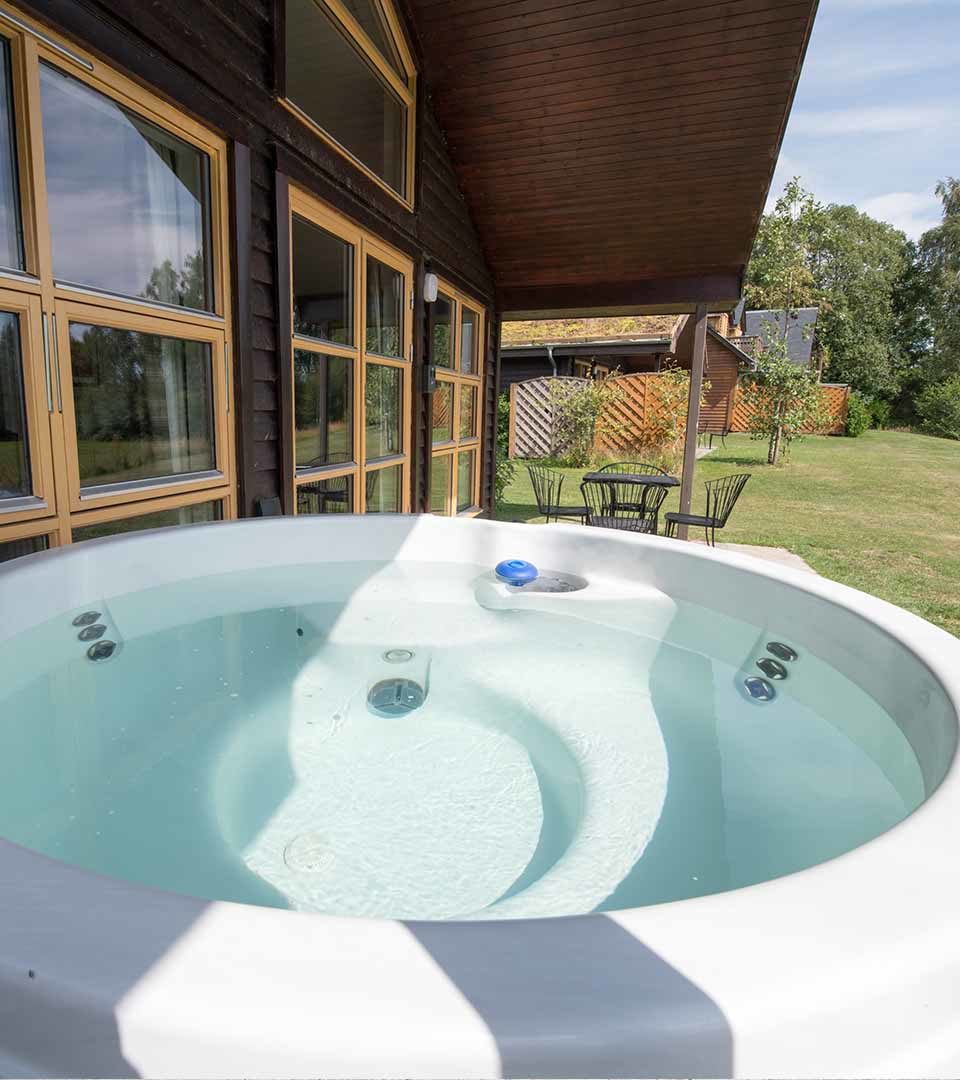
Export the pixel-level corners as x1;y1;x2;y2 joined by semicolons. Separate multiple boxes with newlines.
745;179;914;401
917;178;960;379
744;178;821;316
741;327;827;464
808;203;910;398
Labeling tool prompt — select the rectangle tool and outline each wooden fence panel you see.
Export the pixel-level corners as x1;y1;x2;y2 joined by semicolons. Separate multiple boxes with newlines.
731;382;849;435
508;376;588;458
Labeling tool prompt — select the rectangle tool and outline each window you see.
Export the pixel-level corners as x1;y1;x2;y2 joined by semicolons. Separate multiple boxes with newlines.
71;497;221;543
0;6;234;556
283;0;416;206
289;188;411;515
429;281;484;515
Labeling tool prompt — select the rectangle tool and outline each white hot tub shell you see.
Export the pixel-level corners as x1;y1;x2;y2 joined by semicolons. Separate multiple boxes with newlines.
0;514;958;1079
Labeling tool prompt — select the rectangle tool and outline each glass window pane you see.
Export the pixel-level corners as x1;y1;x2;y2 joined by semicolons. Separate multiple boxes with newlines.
297;474;353;514
432;381;452;443
293;216;353;345
365;463;401;512
40;64;212;310
459;383;477;441
0;311;30;500
286;0;405;194
72;499;221;543
431;293;453;368
430;454;450;515
366;257;403;358
0;534;47;563
365;363;401;460
294;349;353;470
340;0;404;78
457;450;476;512
460;307;479;374
0;40;24;271
69;322;215;489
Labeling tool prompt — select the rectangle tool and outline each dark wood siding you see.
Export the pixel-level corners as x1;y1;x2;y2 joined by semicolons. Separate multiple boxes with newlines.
702;336;741;434
23;0;495;516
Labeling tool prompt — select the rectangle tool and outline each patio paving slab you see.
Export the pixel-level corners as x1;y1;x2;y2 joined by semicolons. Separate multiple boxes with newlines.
712;542;817;574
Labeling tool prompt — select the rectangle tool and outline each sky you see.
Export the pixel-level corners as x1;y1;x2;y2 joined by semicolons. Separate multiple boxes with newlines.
767;0;959;240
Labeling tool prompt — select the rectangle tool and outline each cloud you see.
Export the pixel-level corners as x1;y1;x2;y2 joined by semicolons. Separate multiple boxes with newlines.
859;191;943;239
789;105;950;137
828;0;948;8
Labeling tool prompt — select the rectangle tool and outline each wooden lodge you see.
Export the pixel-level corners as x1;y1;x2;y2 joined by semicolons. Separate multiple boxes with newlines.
0;0;819;560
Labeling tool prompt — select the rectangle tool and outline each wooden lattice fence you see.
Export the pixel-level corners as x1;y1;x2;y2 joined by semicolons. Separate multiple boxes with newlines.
508;376;587;458
730;382;849;435
507;374;850;459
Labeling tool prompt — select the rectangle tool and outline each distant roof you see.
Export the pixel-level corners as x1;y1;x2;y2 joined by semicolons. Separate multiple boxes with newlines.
501;316;678;348
744;308;819;366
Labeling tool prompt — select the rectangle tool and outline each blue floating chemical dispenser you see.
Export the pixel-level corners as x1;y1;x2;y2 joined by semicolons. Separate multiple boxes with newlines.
495;559;538;587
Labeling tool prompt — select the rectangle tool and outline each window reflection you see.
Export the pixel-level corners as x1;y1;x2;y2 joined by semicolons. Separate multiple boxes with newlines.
286;0;405;194
72;500;221;542
297;474;353;514
459;383;477;441
365;363;401;460
366;256;402;357
40;63;212;310
365;463;400;512
430;454;450;514
294;349;353;469
460;307;479;374
0;534;47;563
293;216;353;345
457;450;475;512
431;293;453;368
0;40;24;271
69;322;215;488
0;311;29;499
432;381;452;443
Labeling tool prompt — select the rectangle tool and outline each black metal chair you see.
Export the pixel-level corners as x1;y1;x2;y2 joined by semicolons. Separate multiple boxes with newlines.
664;473;751;546
580;477;669;534
596;461;671;529
597;461;670;476
527;463;588;524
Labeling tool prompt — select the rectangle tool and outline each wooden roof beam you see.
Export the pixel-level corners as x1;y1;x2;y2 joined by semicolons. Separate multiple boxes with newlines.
497;273;743;318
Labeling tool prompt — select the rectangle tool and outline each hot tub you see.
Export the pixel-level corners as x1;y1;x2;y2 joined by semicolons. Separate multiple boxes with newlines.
0;515;958;1077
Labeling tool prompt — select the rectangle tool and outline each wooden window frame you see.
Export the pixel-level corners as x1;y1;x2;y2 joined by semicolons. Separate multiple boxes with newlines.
430;278;484;517
289;185;412;515
0;3;236;554
279;0;417;210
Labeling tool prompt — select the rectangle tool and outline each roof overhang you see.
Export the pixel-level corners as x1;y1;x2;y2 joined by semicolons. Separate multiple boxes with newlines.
408;0;820;317
501;337;673;359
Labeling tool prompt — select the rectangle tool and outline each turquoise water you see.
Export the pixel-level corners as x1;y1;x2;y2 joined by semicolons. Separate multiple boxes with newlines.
0;560;925;919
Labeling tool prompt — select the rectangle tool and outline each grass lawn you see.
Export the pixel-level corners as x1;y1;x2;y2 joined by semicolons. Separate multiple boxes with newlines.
497;431;960;638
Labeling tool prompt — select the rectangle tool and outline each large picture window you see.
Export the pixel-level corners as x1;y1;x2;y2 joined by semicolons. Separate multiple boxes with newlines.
0;6;235;558
283;0;416;206
289;188;411;515
430;281;484;516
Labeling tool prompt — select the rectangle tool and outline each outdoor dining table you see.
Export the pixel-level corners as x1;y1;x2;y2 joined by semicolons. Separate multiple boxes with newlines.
581;472;680;487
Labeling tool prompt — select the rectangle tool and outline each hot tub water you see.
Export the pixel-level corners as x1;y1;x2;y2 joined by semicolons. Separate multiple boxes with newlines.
0;559;923;920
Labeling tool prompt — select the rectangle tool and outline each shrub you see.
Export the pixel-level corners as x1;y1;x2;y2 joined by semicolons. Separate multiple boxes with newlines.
917;376;960;441
494;392;517;504
844;392;871;437
547;377;626;467
867;398;892;429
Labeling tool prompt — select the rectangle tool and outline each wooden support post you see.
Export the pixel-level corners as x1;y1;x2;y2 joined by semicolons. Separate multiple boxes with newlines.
677;303;709;540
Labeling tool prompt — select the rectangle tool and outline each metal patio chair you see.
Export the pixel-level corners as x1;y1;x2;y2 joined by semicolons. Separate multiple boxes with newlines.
664;472;751;546
597;461;671;476
526;463;588;524
580;476;669;534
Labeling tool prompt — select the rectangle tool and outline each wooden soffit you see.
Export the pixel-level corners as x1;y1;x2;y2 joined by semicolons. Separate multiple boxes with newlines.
408;0;820;316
